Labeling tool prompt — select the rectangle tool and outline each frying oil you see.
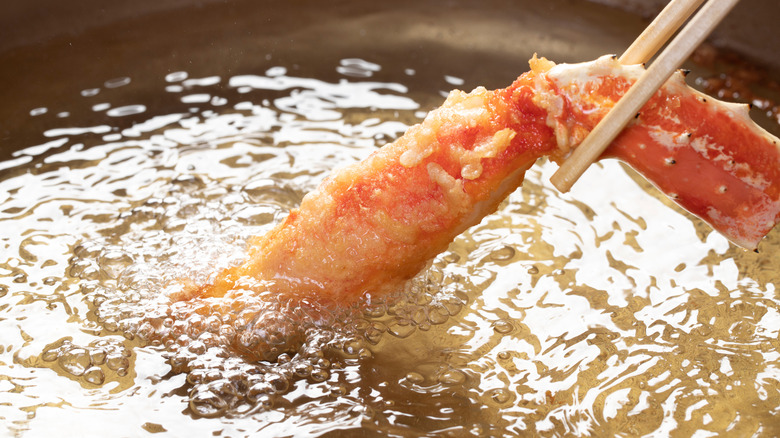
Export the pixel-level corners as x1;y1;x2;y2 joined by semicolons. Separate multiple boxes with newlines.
2;56;780;438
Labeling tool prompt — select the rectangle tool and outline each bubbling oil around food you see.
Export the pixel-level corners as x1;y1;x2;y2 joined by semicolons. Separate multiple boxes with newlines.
2;57;780;437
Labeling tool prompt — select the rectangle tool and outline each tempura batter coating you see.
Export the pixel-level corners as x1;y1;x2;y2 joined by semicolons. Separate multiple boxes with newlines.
188;55;780;305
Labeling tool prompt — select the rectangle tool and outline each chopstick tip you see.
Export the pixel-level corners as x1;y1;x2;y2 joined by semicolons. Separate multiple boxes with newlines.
550;168;575;193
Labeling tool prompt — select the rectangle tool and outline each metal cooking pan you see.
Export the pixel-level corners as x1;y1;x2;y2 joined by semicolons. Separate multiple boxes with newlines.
1;1;779;437
2;0;778;161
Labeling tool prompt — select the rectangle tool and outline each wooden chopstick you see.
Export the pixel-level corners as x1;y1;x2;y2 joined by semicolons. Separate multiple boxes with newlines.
549;0;741;193
620;0;706;65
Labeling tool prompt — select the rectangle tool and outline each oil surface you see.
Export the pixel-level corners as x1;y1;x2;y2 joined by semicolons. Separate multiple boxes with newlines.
2;2;780;437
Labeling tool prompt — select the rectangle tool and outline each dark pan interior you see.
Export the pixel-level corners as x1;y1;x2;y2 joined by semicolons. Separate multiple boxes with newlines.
1;0;778;162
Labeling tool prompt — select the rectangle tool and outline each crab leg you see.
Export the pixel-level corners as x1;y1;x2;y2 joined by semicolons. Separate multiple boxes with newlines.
190;65;558;304
536;55;780;249
186;55;780;305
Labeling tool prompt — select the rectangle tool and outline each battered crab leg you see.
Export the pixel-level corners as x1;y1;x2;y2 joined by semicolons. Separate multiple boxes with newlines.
538;56;780;249
184;55;780;305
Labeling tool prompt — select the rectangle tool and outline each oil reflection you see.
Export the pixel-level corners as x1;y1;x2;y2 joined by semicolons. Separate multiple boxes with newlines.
1;56;780;437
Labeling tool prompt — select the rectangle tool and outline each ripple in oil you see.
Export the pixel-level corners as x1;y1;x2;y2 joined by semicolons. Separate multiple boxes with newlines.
2;49;780;438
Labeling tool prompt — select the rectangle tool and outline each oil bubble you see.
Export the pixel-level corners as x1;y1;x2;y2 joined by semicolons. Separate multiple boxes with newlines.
106;354;130;371
187;370;206;385
487;388;512;404
363;303;387;318
437;369;466;385
364;327;384;345
442;252;460;263
427;309;449;325
310;368;329;382
410;308;427;325
325;384;346;398
492;319;514;334
41;347;59;362
89;349;107;365
189;389;228;418
348;404;375;419
84;367;106;385
265;373;289;393
98;250;134;279
247;382;274;403
405;372;425;385
293;362;314;378
438;300;463;316
58;348;91;376
387;321;416;339
490;245;516;262
342;339;364;356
